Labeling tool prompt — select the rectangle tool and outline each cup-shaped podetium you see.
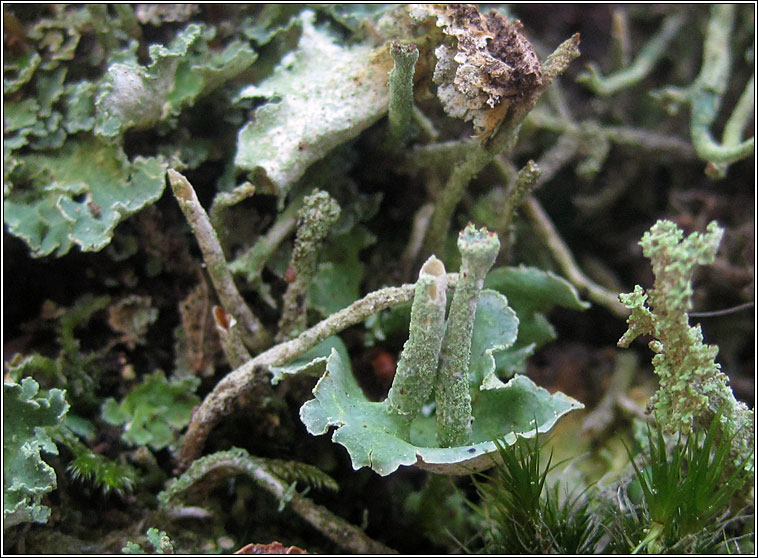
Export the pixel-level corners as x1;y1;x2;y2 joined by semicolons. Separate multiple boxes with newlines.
435;224;500;447
385;256;448;436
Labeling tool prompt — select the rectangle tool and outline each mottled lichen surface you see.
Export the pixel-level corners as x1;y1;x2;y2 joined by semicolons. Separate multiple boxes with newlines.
618;220;753;470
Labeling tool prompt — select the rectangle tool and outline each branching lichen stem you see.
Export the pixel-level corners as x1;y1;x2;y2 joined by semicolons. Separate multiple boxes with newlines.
228;197;301;288
401;138;481;172
720;73;755;148
577;13;685;95
528;109;696;160
689;4;754;166
707;73;755;177
168;169;271;352
617;220;754;481
209;181;256;237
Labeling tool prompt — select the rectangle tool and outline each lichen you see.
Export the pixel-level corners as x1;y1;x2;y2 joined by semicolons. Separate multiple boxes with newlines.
435;224;501;446
618;219;754;471
387;41;420;148
384;256;448;431
427;5;543;140
277;190;342;341
3;378;69;529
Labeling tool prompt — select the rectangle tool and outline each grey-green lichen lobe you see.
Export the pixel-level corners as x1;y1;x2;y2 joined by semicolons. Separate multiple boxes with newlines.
234;10;393;196
435;224;500;447
385;255;448;433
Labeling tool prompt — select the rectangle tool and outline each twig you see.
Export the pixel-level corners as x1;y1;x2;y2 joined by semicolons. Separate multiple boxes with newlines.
161;449;396;554
168;169;271;353
522;195;629;318
689;300;755;318
577;13;685;96
251;466;397;554
179;273;460;468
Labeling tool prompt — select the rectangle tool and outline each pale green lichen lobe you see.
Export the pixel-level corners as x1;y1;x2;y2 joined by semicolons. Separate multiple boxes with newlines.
436;224;500;447
385;255;448;433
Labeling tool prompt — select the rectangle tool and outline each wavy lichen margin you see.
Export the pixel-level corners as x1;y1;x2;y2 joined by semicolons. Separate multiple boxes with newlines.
300;290;583;476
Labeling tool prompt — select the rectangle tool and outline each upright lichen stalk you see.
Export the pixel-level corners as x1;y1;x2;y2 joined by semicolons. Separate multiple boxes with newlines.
386;41;419;149
385;256;448;435
277;190;341;342
618;220;754;474
435;224;500;447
